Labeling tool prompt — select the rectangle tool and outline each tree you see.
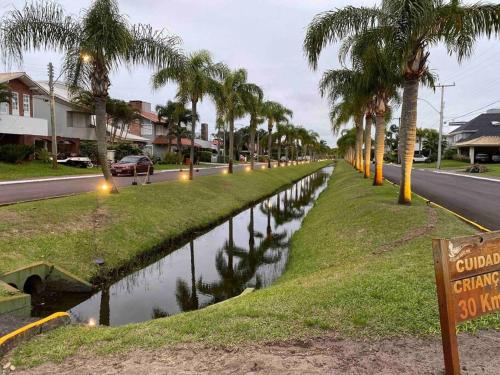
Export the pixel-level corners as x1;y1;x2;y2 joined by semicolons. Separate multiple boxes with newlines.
107;99;139;144
153;50;226;180
422;128;447;156
262;101;293;168
304;0;500;204
156;100;193;156
216;69;262;173
3;0;183;192
241;89;264;170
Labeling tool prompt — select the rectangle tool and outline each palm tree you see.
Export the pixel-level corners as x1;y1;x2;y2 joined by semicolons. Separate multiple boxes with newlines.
3;0;183;192
156;101;193;158
216;69;262;173
275;123;288;165
107;98;139;144
304;0;500;203
241;89;264;170
153;50;226;180
262;101;293;168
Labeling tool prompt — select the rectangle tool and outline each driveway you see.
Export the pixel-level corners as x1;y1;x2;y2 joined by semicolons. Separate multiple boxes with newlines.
0;163;267;205
382;164;500;231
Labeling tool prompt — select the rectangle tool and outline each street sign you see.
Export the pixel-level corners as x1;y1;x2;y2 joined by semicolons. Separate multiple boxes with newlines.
433;231;500;375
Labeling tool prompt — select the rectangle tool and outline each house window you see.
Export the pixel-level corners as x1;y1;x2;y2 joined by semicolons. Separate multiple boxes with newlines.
0;102;8;114
11;92;19;115
141;122;153;136
23;94;30;116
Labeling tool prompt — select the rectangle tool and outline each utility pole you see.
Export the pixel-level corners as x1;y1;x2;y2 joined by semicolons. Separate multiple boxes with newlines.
48;63;58;169
436;83;455;169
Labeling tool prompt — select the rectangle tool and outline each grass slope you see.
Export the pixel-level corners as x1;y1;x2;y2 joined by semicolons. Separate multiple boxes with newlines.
0;162;328;281
11;161;500;367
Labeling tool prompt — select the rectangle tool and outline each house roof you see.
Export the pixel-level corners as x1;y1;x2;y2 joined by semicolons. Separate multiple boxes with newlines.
0;72;47;95
153;136;201;147
455;136;500;147
449;112;500;141
107;125;149;143
140;111;163;123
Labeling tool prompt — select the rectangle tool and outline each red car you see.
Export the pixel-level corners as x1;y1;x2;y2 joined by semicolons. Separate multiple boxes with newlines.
111;155;154;176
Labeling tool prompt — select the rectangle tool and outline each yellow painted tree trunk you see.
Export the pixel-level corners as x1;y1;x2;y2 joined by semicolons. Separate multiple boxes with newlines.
355;115;363;172
364;113;372;178
373;111;386;186
399;79;419;204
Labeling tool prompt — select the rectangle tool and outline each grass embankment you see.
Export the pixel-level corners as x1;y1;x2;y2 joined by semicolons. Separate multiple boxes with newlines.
0;161;188;181
414;160;500;177
11;161;500;367
0;161;328;281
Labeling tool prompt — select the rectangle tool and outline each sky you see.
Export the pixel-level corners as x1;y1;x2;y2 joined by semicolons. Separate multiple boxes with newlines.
1;0;499;146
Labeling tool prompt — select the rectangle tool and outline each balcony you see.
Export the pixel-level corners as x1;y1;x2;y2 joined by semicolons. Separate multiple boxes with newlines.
0;114;48;136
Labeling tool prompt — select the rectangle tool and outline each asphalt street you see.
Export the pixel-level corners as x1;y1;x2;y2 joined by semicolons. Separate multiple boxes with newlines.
0;163;267;205
382;164;500;231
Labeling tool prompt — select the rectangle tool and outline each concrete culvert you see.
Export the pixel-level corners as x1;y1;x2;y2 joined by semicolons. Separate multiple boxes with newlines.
23;275;45;295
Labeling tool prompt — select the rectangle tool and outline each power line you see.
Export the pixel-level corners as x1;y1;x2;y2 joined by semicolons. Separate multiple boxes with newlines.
447;99;500;120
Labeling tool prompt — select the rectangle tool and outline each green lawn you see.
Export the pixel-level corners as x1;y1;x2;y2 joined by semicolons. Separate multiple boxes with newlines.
0;161;188;181
10;161;500;368
413;160;500;177
0;161;329;281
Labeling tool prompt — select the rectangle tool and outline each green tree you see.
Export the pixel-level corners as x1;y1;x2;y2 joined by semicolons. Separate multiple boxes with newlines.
304;0;500;204
3;0;183;192
153;50;226;179
156;100;193;157
262;101;293;168
241;89;264;170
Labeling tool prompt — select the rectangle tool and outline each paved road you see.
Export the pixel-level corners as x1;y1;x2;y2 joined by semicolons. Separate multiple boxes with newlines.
382;164;500;231
0;163;268;205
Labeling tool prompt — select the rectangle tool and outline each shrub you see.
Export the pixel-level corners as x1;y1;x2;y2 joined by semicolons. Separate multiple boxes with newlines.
0;144;33;163
384;151;398;163
452;153;470;163
199;151;212;163
113;142;142;161
258;155;268;163
162;152;180;165
80;141;98;161
35;148;51;163
466;164;488;173
443;148;456;160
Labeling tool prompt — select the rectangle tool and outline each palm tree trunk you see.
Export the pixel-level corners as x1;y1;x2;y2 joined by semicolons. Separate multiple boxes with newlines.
189;100;197;180
364;114;372;178
249;122;256;170
373;112;385;186
355;115;363;172
399;79;419;204
267;119;273;168
277;140;281;166
228;117;235;174
95;97;117;193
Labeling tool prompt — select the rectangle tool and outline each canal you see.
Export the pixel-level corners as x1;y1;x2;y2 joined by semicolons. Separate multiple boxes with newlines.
37;166;333;326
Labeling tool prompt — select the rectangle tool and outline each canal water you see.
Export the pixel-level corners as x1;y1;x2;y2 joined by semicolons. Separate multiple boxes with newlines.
40;166;332;326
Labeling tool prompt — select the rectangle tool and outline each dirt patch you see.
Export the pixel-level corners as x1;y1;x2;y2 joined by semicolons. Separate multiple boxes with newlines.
6;330;500;374
373;207;438;255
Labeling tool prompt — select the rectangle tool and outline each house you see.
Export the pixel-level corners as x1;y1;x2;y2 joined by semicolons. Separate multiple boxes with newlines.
127;100;169;159
447;109;500;163
0;72;95;155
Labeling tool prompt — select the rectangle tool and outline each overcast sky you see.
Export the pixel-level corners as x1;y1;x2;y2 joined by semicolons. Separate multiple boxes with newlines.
2;0;499;146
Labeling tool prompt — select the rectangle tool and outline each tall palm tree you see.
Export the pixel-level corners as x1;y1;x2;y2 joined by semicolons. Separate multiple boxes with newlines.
241;89;265;170
156;100;193;157
153;50;226;180
262;101;293;168
3;0;183;192
304;0;500;203
275;123;288;165
216;69;262;173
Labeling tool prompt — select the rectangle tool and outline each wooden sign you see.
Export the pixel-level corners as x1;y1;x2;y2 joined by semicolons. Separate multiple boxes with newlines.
433;231;500;375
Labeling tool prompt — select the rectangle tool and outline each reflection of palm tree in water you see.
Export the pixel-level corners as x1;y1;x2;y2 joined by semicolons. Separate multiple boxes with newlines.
175;240;200;312
99;283;110;326
197;218;249;303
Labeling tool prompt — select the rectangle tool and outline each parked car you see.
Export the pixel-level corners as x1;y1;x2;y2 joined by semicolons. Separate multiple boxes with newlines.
492;154;500;163
111;155;154;176
413;154;429;163
475;153;490;163
55;154;93;168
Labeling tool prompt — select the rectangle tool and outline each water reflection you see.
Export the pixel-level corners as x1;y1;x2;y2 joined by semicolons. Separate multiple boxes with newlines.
60;167;332;326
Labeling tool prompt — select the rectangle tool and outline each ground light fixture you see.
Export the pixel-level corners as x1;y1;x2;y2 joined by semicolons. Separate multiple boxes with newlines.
180;173;189;181
261;165;266;170
222;169;228;175
87;318;97;327
245;166;251;172
98;181;111;193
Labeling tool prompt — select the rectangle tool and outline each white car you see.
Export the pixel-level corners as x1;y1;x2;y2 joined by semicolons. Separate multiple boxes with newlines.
413;154;429;163
57;156;94;168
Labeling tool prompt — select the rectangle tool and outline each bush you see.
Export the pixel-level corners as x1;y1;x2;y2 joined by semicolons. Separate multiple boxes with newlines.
452;153;470;163
199;150;212;163
384;151;398;163
443;148;456;160
35;148;51;163
113;143;142;161
0;144;33;163
258;155;268;163
80;141;98;161
162;152;181;165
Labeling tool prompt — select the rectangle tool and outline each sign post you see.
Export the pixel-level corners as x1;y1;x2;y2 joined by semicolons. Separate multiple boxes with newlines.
433;231;500;375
